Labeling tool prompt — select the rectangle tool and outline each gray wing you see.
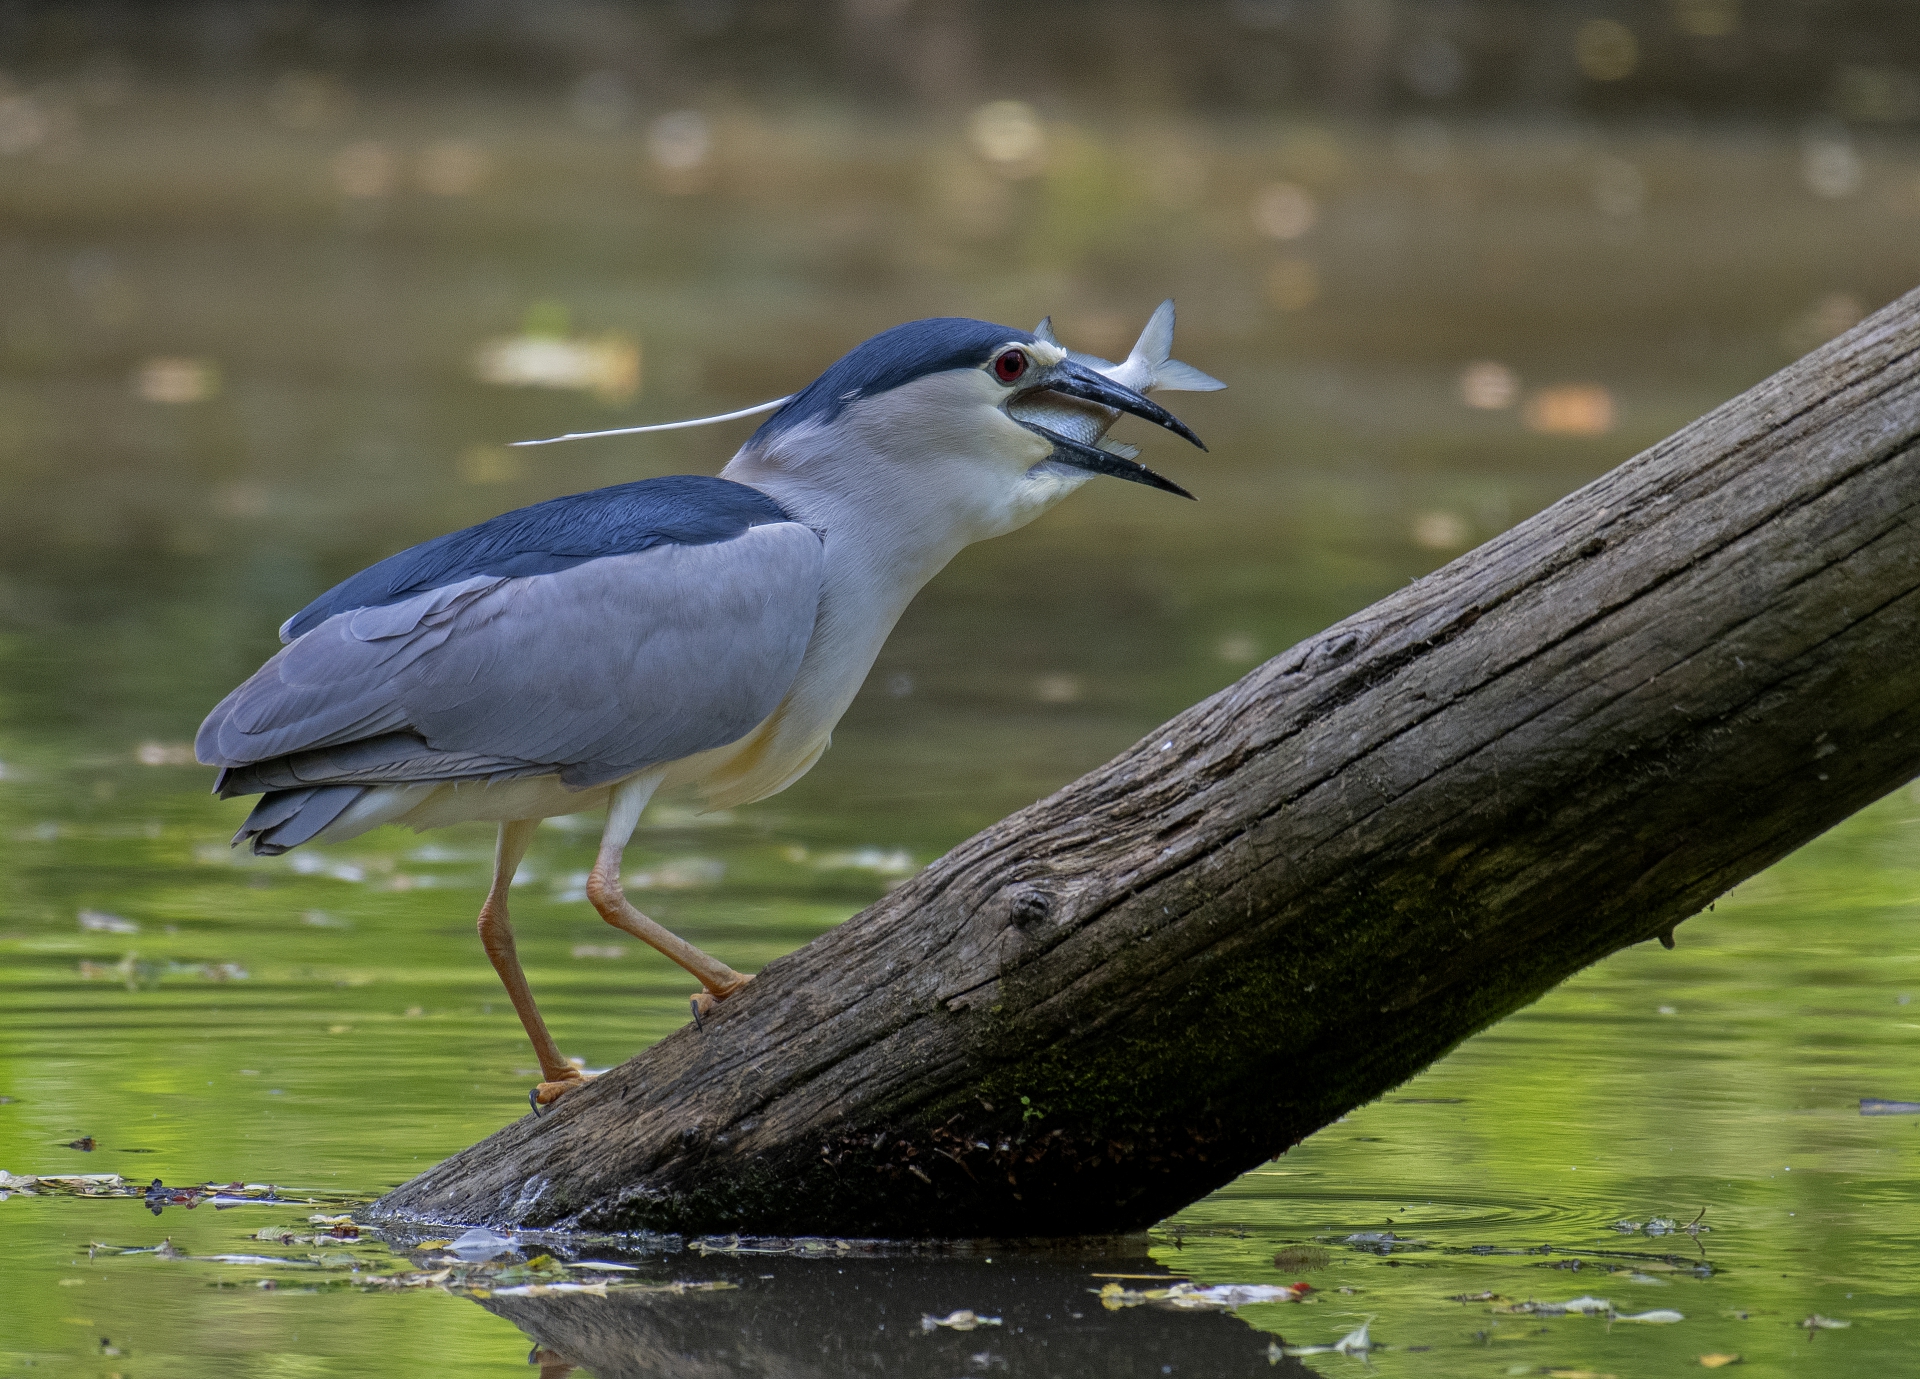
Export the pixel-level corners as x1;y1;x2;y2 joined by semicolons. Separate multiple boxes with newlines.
198;522;825;792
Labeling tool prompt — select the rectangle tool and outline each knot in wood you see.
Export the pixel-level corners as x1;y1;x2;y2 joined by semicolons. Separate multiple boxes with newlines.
1005;885;1053;928
1305;630;1363;671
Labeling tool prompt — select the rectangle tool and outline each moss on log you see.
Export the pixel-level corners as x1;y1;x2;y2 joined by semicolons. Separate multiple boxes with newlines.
369;286;1920;1239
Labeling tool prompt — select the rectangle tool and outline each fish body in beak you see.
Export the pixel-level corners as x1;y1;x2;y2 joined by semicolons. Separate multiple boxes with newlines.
1005;299;1222;498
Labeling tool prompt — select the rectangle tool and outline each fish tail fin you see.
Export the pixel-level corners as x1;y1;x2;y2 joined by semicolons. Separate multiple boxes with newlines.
1127;299;1178;372
1153;359;1227;392
1126;299;1227;393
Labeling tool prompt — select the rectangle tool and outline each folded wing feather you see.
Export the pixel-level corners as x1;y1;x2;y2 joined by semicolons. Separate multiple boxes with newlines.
200;522;826;795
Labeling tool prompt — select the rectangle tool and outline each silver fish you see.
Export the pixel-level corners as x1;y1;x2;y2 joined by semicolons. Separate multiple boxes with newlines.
1008;298;1224;464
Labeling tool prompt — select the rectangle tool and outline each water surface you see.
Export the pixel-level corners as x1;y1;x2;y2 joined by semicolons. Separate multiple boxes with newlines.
5;63;1920;1375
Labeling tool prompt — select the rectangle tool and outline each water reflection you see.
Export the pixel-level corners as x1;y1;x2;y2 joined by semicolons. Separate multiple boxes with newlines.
478;1251;1315;1379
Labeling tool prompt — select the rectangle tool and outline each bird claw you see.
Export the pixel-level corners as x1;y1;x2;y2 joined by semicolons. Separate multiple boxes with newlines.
529;1071;592;1113
689;975;754;1032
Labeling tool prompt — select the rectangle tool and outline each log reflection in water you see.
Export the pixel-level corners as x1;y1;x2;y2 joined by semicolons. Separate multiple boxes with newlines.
477;1250;1317;1379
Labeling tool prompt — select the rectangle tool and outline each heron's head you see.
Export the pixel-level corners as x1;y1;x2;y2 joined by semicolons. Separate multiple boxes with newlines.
729;317;1204;540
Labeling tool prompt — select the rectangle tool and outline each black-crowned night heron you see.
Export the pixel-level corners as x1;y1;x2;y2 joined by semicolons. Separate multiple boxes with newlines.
197;303;1221;1108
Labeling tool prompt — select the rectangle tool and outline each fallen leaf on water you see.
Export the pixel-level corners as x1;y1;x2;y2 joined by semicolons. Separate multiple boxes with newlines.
922;1310;1002;1331
1546;1371;1616;1379
1699;1357;1742;1369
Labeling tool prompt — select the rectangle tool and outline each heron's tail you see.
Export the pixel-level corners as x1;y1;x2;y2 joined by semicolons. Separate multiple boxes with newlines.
233;784;367;856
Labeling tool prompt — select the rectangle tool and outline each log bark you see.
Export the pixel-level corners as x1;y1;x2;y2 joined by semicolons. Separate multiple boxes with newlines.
369;287;1920;1239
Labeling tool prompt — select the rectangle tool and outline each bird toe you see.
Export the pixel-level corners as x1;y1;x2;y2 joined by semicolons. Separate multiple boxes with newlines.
688;974;755;1031
530;1071;593;1109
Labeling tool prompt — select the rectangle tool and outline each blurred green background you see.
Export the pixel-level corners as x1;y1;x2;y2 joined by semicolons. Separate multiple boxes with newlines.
3;2;1919;1374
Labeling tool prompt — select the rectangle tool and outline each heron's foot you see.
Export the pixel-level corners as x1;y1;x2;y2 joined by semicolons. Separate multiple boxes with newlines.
529;1068;593;1113
689;973;754;1030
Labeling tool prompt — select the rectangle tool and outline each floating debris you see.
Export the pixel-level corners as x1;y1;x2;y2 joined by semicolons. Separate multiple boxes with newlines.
65;1137;96;1151
1096;1279;1310;1311
492;1281;611;1297
1859;1098;1920;1115
1800;1314;1851;1330
922;1310;1001;1332
1501;1295;1614;1316
1614;1308;1686;1323
1340;1228;1429;1255
448;1226;517;1261
1278;1320;1374;1358
83;1228;733;1300
1447;1290;1504;1303
1698;1355;1742;1368
0;1173;315;1212
689;1234;875;1257
1612;1209;1709;1238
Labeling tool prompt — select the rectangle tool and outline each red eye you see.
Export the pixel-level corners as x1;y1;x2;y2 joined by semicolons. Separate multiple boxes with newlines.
993;349;1028;384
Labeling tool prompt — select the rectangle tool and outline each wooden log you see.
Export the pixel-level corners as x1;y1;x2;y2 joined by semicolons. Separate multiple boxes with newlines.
369;286;1920;1239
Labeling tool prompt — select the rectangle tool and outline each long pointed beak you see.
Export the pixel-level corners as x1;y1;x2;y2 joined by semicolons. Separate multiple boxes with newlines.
1015;420;1195;500
1024;360;1207;451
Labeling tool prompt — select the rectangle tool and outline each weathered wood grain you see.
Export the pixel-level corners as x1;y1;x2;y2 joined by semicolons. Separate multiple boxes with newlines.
370;287;1920;1239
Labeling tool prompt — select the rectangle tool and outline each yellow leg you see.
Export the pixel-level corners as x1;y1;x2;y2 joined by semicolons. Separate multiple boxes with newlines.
476;819;588;1107
586;773;753;1025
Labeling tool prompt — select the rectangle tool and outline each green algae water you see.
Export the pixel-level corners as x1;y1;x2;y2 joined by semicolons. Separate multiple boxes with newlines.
7;35;1920;1376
